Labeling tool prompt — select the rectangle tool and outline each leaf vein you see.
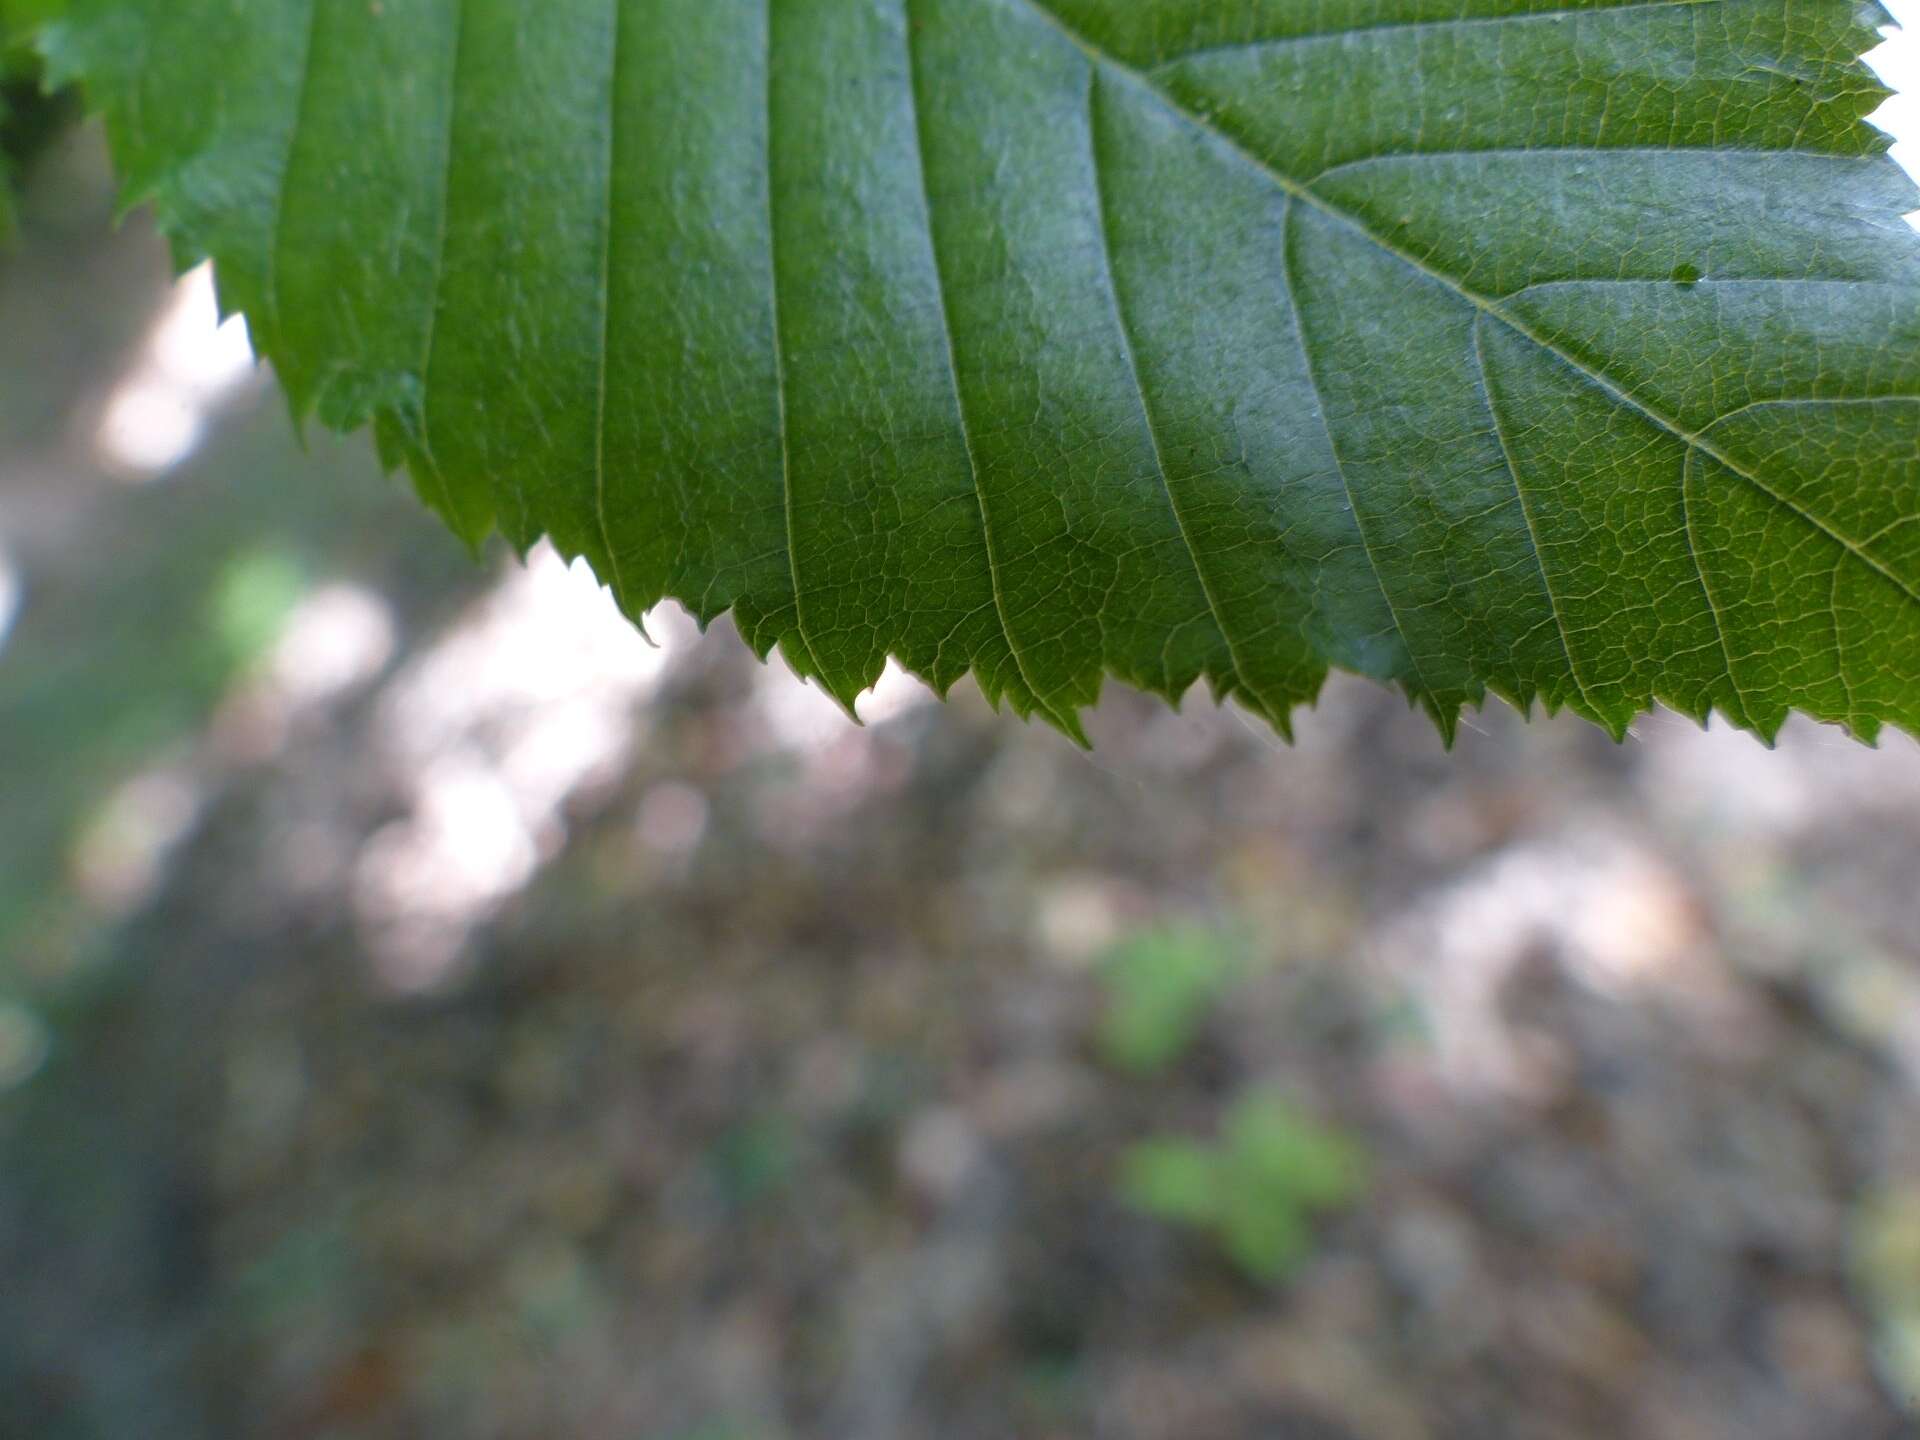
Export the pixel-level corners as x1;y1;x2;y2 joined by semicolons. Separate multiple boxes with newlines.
901;0;1079;735
1472;314;1606;722
413;0;468;528
1278;194;1441;706
1083;67;1285;722
764;0;832;694
1016;0;1920;615
593;0;628;612
264;0;321;355
1152;0;1721;70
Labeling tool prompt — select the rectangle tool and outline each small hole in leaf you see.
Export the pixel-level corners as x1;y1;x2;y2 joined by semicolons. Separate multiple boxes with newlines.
1671;263;1702;287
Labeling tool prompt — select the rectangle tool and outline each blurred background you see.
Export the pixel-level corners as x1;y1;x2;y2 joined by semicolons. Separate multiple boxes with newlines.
4;12;1920;1440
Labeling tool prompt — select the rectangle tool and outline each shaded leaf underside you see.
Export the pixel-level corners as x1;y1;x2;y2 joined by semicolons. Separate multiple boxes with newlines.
40;0;1920;743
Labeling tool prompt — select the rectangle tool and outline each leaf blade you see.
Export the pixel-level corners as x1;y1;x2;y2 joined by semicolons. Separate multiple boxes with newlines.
44;0;1920;742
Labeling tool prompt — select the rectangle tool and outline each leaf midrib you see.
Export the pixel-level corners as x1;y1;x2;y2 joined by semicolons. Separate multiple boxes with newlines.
1016;0;1920;615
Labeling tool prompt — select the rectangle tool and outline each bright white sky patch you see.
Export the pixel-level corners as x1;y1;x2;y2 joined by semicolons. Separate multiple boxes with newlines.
1868;0;1920;228
95;262;258;479
0;546;20;660
355;545;682;991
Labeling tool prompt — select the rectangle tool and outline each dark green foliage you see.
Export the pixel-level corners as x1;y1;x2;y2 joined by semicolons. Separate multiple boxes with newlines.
34;0;1920;743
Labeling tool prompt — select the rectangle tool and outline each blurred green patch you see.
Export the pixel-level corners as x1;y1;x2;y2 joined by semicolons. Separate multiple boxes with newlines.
0;1000;49;1091
210;545;305;666
1120;1091;1367;1283
1018;1355;1083;1421
230;1220;356;1333
1098;923;1242;1074
508;1239;602;1341
668;1422;761;1440
1852;1183;1920;1413
710;1114;798;1209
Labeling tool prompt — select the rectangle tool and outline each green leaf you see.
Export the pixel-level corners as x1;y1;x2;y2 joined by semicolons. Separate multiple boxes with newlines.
1117;1138;1222;1226
1099;924;1241;1074
39;0;1920;743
